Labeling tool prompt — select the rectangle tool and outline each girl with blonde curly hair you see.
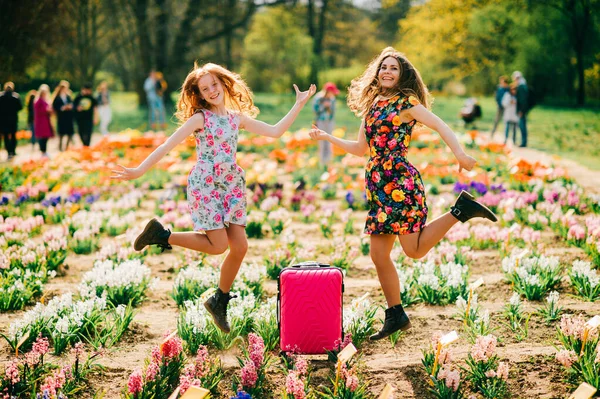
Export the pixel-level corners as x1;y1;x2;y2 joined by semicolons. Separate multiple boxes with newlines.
113;62;316;332
310;47;497;340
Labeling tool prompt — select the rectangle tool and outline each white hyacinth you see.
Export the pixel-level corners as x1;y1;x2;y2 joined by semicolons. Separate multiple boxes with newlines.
183;299;211;334
251;297;277;324
79;259;155;297
571;260;599;288
546;291;560;304
509;292;522;307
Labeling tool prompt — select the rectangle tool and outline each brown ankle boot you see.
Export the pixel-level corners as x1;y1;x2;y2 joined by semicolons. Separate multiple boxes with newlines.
450;191;498;223
369;304;411;341
204;288;237;333
133;218;172;252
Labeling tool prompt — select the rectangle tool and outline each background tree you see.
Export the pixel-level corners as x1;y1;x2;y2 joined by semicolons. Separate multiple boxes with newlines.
241;7;313;92
0;0;69;82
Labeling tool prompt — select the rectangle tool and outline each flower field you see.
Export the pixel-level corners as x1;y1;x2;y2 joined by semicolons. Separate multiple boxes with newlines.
1;127;600;398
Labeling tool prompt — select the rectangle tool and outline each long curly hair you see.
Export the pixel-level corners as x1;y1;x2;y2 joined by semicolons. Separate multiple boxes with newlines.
347;47;430;117
175;62;259;124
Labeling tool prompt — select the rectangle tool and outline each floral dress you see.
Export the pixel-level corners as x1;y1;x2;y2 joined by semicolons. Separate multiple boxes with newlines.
364;95;428;235
187;109;247;231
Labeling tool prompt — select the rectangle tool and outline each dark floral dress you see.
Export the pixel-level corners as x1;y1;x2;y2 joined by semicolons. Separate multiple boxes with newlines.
364;95;428;235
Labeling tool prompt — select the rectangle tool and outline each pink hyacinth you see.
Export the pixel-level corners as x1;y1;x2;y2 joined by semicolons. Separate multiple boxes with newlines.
295;357;308;376
471;335;497;362
41;368;66;397
145;360;160;382
71;342;85;360
241;360;258;388
248;333;265;368
195;345;210;378
285;371;305;399
496;362;509;381
5;360;20;384
179;367;201;395
345;374;359;392
160;335;183;360
485;370;496;378
444;370;460;392
560;315;586;340
128;369;143;394
32;335;50;356
25;350;43;367
595;347;600;364
568;225;586;241
151;346;161;364
556;349;578;368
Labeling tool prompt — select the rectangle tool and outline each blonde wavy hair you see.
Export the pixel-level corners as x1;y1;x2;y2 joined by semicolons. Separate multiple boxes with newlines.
176;62;259;124
347;47;431;117
51;80;71;103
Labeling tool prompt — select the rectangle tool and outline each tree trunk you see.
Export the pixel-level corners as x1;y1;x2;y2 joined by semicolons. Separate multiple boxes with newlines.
308;0;329;86
224;0;236;68
134;0;152;105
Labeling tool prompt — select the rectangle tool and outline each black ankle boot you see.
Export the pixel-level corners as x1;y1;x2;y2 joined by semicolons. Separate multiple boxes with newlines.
133;218;173;251
369;304;411;341
204;288;237;333
450;190;498;223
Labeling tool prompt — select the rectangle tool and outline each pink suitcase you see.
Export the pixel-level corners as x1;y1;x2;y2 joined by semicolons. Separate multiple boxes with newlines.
278;262;344;354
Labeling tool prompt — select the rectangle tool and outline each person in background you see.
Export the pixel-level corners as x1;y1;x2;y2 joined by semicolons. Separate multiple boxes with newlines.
33;84;55;158
312;82;339;166
491;75;509;138
501;84;519;145
73;83;98;147
512;71;529;147
26;89;37;150
0;82;23;160
155;71;168;131
96;81;112;136
51;80;75;151
459;97;482;130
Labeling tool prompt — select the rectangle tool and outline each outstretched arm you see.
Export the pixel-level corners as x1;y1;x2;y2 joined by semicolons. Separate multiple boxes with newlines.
240;84;316;138
309;119;368;157
112;113;204;180
407;105;476;172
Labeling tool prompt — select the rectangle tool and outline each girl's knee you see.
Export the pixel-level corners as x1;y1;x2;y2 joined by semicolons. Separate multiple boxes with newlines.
370;249;389;265
211;240;229;255
231;239;248;257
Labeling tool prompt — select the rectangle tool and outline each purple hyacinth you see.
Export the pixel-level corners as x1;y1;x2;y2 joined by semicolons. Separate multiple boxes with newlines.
231;392;252;399
469;181;488;195
345;191;355;207
453;182;469;194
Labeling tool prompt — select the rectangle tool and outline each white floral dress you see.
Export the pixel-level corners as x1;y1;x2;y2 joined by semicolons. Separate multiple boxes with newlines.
187;109;247;231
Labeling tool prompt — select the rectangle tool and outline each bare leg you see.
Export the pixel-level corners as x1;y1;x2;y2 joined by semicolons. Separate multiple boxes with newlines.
219;224;248;292
398;212;458;259
168;229;229;255
370;234;401;307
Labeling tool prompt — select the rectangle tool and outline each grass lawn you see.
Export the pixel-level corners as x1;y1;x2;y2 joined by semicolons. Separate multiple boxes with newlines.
17;92;600;169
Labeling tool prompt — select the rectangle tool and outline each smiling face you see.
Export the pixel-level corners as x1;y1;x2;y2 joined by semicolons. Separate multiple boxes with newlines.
378;56;400;90
198;73;225;107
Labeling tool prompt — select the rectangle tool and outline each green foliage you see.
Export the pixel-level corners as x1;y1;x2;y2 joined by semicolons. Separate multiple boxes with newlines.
241;7;313;93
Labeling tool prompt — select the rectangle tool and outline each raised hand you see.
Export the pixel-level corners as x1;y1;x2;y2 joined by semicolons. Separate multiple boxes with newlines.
111;164;143;181
309;124;328;141
457;153;476;173
294;84;317;106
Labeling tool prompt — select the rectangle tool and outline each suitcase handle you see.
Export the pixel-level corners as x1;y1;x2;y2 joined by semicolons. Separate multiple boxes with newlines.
291;261;330;268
